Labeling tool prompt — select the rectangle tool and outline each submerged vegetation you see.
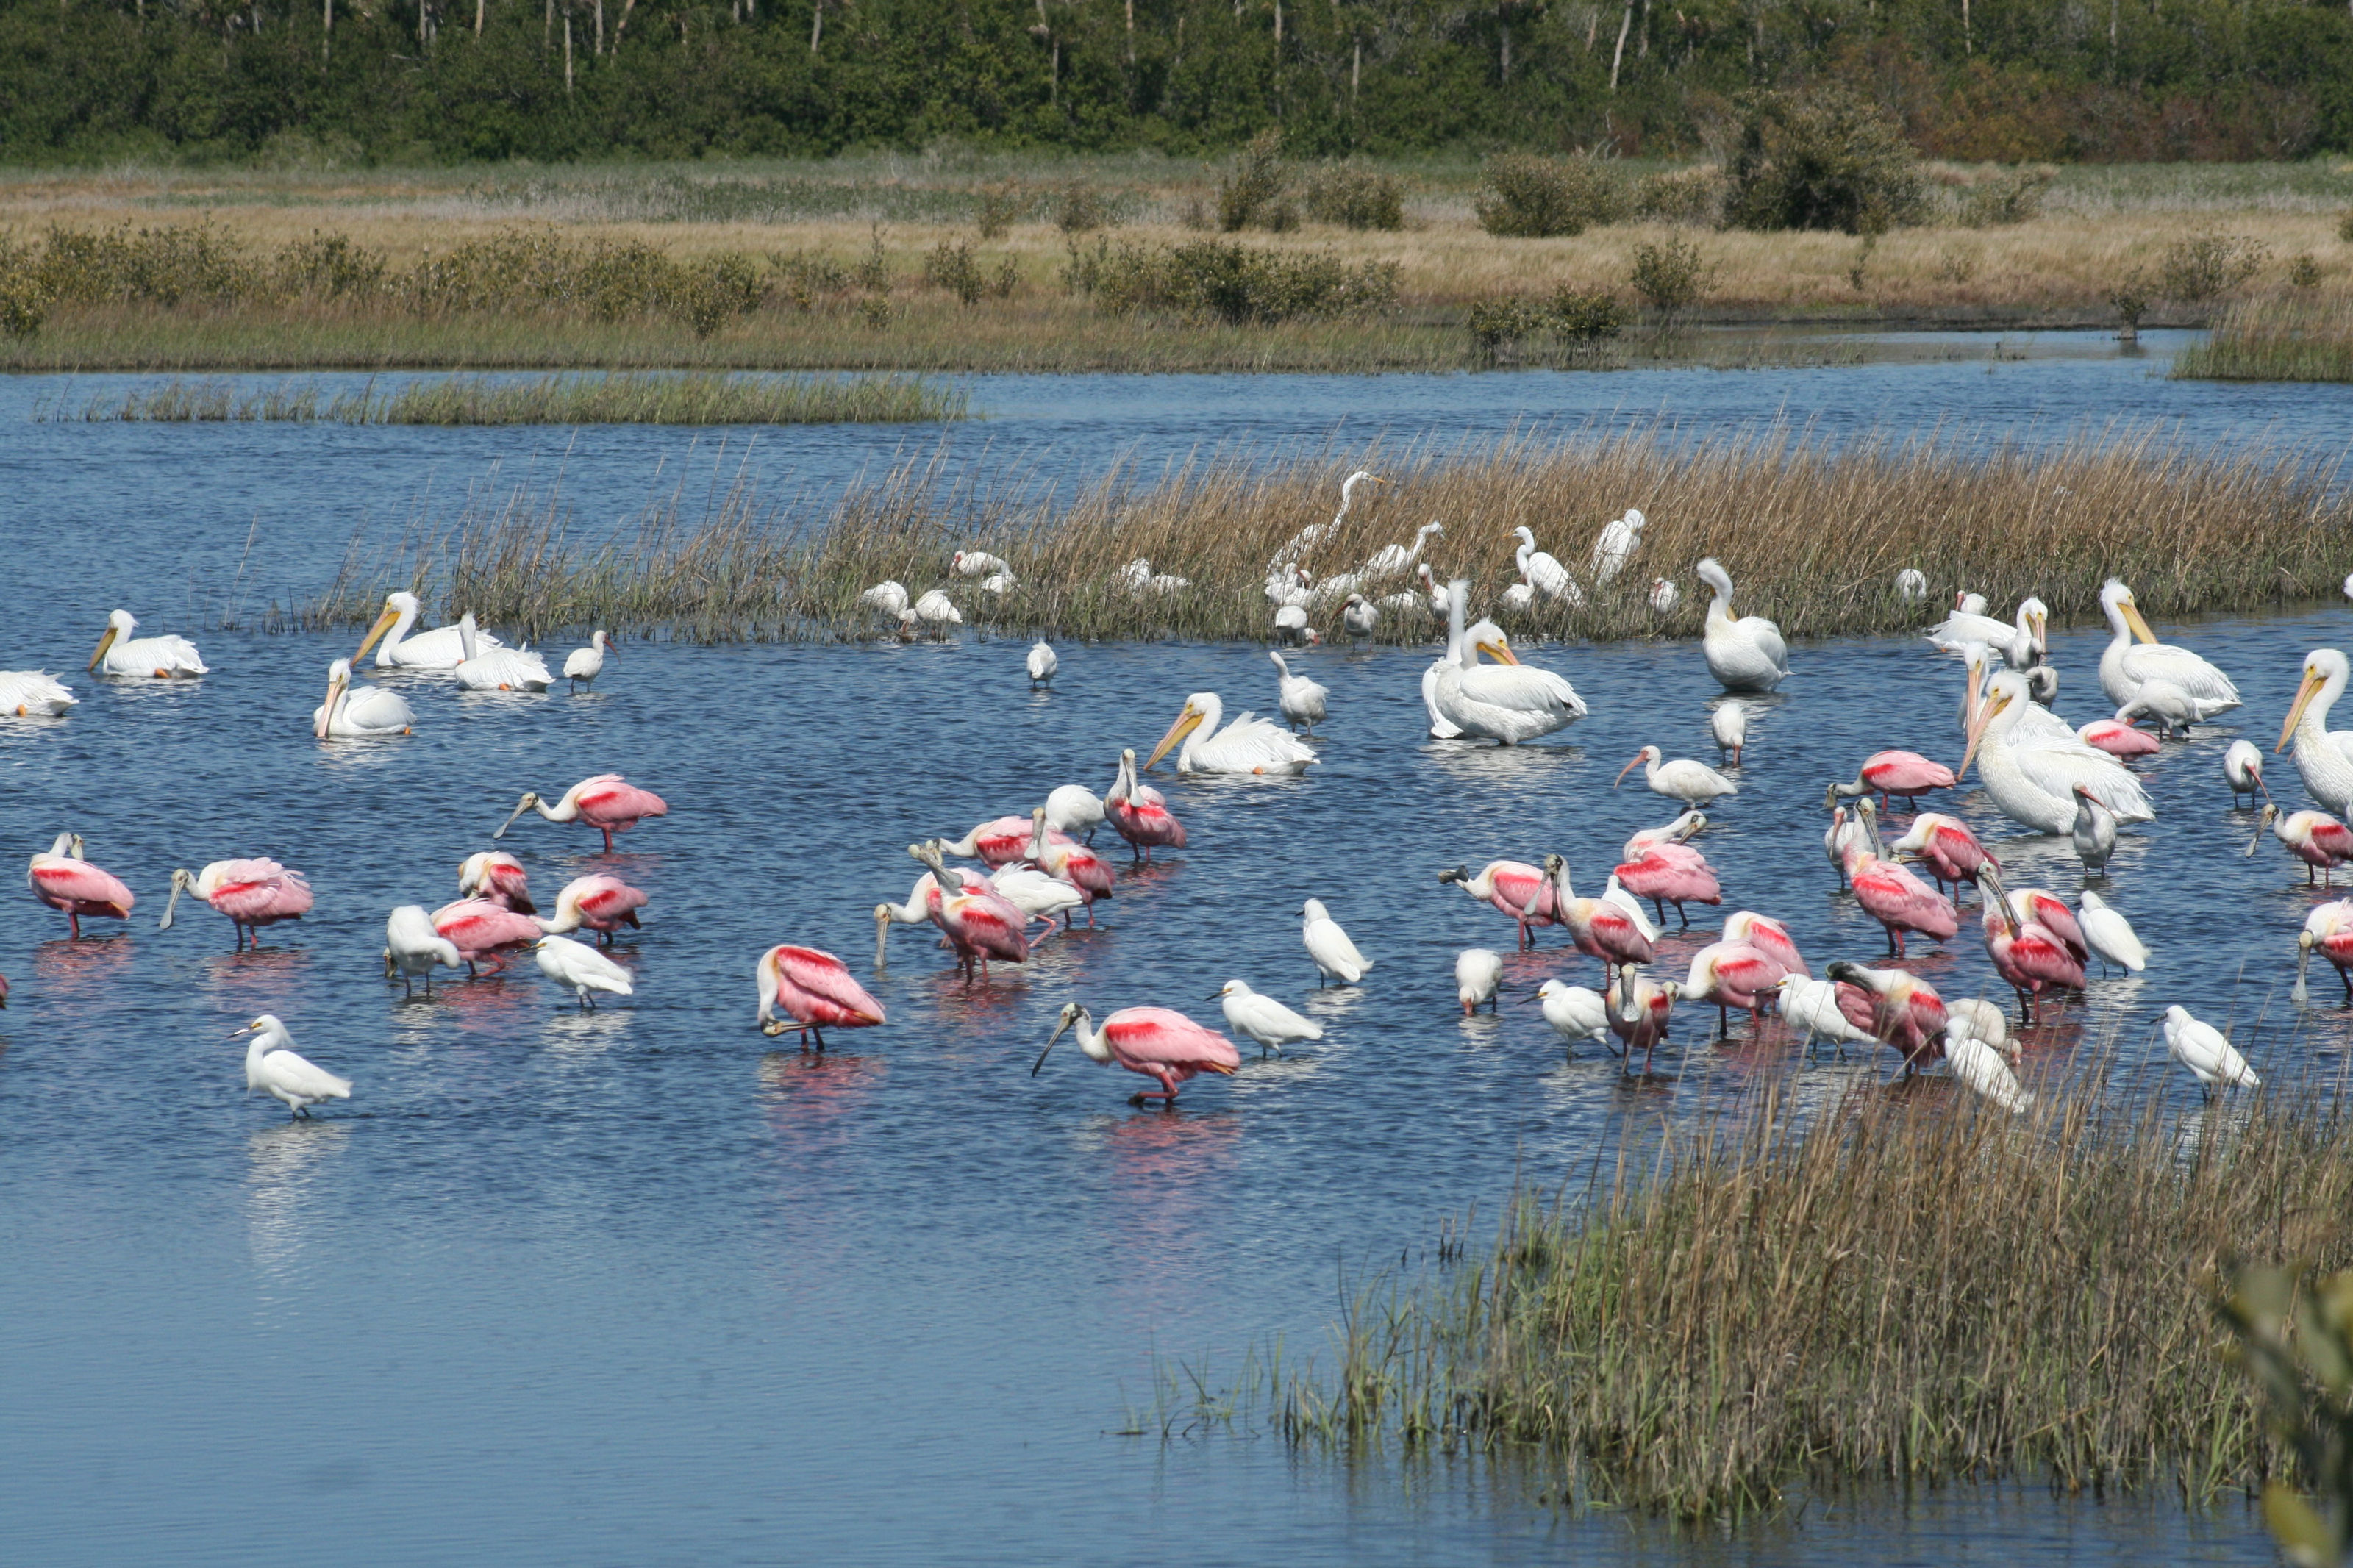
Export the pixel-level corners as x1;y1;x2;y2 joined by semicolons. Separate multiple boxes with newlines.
2176;296;2353;382
40;372;966;426
296;426;2346;645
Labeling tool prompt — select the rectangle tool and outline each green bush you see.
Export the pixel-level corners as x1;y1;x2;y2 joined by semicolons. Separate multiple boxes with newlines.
1217;129;1296;232
1468;298;1543;354
1302;162;1404;232
41;221;260;307
1096;240;1396;324
2290;254;2324;290
1960;167;2054;228
1549;286;1626;343
924;238;988;305
2338;211;2353;245
1724;85;1927;235
976;182;1026;240
2106;268;2154;334
1632;168;1724;226
1475;154;1627;238
274;231;388;301
0;240;48;338
2160;230;2271;302
1630;235;1715;315
770;248;854;312
1052;183;1117;235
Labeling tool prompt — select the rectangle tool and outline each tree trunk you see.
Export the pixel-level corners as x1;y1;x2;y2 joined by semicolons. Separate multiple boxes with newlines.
1962;0;1972;54
1608;2;1632;90
474;0;482;34
1351;35;1360;106
322;0;332;60
563;9;574;93
594;0;604;51
1638;0;1649;57
809;0;821;51
613;0;635;47
1499;10;1510;82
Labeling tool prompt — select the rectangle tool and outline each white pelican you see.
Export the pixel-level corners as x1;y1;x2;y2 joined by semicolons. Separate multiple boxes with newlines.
1274;470;1383;565
2076;890;2146;973
1588;509;1645;585
1144;692;1318;776
1343;595;1378;637
1512;527;1583;605
385;904;463;996
1535;979;1612;1056
456;614;552;692
354;590;504;670
952;549;1010;578
1028;640;1058;687
535;934;634;1009
1431;582;1587;745
1119;559;1190;594
1362;520;1443;580
2224;738;2270;806
1274;604;1318;645
1958;642;2076;747
1961;670;2154;834
564;630;612;692
0;670;75;716
1269;651;1327;731
313;659;415;738
913;589;963;632
1455;948;1504;1014
2163;1004;2258;1095
233;1014;351;1117
1929;596;2046;668
1896;568;1929;602
1301;898;1371;985
1615;744;1737;806
1696;559;1789;692
2278;648;2353;815
1216;978;1324;1056
1420;662;1464;740
1710;702;1746;765
1647;577;1679;615
89;609;207;678
1045;784;1103;840
2097;579;2240;716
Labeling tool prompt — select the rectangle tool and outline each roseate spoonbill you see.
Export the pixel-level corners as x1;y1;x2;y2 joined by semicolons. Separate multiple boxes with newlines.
28;833;132;939
1509;527;1582;605
1649;578;1681;614
564;630;613;692
1977;867;2085;1025
1886;809;1996;899
2163;1005;2259;1095
1606;964;1680;1073
1682;940;1783;1037
1105;749;1185;862
354;590;504;670
874;869;967;964
1438;860;1557;949
1825;807;1867;889
313;659;414;738
541;874;648;945
1269;651;1328;731
1695;559;1788;692
1023;808;1115;925
2248;803;2353;885
1119;559;1189;594
1962;671;2155;834
1711;703;1746;766
1046;784;1104;842
912;590;963;633
1214;979;1323;1056
1896;568;1929;603
2076;891;2147;974
0;671;74;716
1624;810;1707;859
456;614;551;692
952;549;1010;579
1827;751;1956;811
233;1015;350;1119
1617;745;1736;807
2072;785;2117;876
1032;1001;1241;1105
159;860;313;948
1928;595;2045;669
1430;584;1585;744
1826;960;1948;1069
1533;979;1612;1057
1456;948;1504;1014
1272;470;1383;567
458;851;535;913
1301;898;1371;986
1724;910;1807;978
757;945;885;1045
1590;509;1646;585
1841;803;1957;957
2294;901;2353;1003
1343;595;1378;637
1146;692;1318;776
431;898;543;974
385;905;463;997
1995;884;2088;966
1613;841;1721;928
0;972;10;1006
1361;519;1441;580
1947;1018;2031;1113
88;609;206;678
2077;717;2162;758
1028;640;1057;687
1777;975;1877;1061
912;842;1029;978
2278;649;2353;816
2224;740;2270;806
1530;854;1656;977
536;934;634;1009
2097;580;2240;715
1274;605;1318;646
496;774;668;853
939;815;1038;867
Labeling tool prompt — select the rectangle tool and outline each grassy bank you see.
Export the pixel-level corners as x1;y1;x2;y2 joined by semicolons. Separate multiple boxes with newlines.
2175;296;2353;382
296;426;2346;645
39;371;966;425
1264;1073;2353;1519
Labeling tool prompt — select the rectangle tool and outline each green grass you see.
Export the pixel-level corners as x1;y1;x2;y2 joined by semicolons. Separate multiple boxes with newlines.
2174;295;2353;382
39;370;968;424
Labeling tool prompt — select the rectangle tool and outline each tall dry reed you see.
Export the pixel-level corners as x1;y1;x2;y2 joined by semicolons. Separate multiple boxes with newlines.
297;425;2347;645
43;371;965;426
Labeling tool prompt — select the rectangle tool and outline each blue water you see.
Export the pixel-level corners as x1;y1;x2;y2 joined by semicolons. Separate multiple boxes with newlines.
1;337;2343;1564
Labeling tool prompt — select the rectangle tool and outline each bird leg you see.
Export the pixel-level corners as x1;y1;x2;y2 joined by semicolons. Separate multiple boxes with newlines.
601;827;616;853
68;913;80;939
1676;902;1691;930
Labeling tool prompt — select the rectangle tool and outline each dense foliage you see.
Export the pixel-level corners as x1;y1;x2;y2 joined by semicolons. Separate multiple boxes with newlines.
1;0;2351;163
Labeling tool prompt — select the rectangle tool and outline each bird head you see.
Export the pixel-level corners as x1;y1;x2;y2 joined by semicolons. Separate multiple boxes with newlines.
493;792;541;840
1437;865;1469;887
1145;696;1213;770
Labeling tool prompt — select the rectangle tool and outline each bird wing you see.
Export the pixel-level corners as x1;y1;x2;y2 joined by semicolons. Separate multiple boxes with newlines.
1200;715;1318;772
1458;664;1585;717
1743;616;1789;674
32;858;135;912
1925;612;2015;648
261;1048;351;1100
344;685;415;731
0;671;76;712
771;947;885;1022
2007;737;2155;822
2117;644;2239;707
210;866;314;921
1107;1008;1240;1071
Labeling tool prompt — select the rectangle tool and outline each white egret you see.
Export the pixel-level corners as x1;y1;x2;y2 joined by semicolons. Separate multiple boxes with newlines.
2277;648;2353;816
563;630;613;692
1269;651;1328;732
1215;978;1324;1056
535;934;635;1009
1499;575;1535;613
89;609;207;679
1028;640;1058;687
455;613;552;692
1431;581;1586;745
1534;979;1612;1056
1588;509;1645;585
1615;744;1737;806
1145;692;1317;776
1511;526;1583;605
1417;563;1449;614
2096;579;2240;716
2163;1004;2258;1095
233;1014;351;1118
1274;470;1382;565
1301;898;1371;986
1695;559;1789;692
0;670;75;717
2075;890;2146;973
354;590;504;670
1455;948;1504;1014
313;659;415;739
1362;520;1443;579
1960;670;2154;834
385;904;463;997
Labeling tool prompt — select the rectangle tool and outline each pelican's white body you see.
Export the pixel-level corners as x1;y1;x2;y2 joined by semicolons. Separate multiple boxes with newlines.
455;614;552;692
1696;559;1789;692
91;609;207;679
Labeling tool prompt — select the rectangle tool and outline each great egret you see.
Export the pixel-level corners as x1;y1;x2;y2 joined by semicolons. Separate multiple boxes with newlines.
1695;559;1789;692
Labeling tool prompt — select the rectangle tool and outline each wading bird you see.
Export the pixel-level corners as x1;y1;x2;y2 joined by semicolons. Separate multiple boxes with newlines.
564;630;613;693
458;851;535;912
2248;803;2353;885
385;905;463;997
1827;751;1956;811
1606;964;1680;1074
1429;584;1586;745
988;864;1086;937
2072;785;2118;877
313;659;414;739
1682;939;1783;1037
2077;717;2162;759
912;590;963;634
1589;509;1646;585
2076;890;2147;974
2115;678;2198;740
1342;595;1378;638
2295;901;2353;1003
496;774;668;853
1534;979;1612;1058
1977;866;2085;1025
1696;558;1789;692
536;934;634;1010
2277;648;2353;816
1529;854;1655;978
430;898;543;973
1826;961;1948;1070
1613;838;1721;929
1269;651;1328;732
1046;784;1103;842
938;815;1039;867
1825;806;1868;888
1104;748;1185;862
757;944;884;1045
2224;739;2270;806
1777;974;1879;1060
29;833;132;939
2097;579;2240;717
1361;520;1442;580
911;842;1029;978
1946;1012;2031;1113
2163;1005;2259;1096
1214;979;1323;1056
455;613;551;692
1301;898;1371;987
1896;568;1929;603
1840;801;1957;957
1648;578;1680;615
1928;595;2045;670
1028;640;1057;687
1274;605;1317;646
89;609;207;679
1032;1001;1240;1106
1887;811;1996;901
354;590;504;670
0;670;74;717
1021;807;1115;926
1118;559;1190;595
1455;948;1504;1014
1724;910;1807;978
159;860;313;949
1616;744;1737;807
1711;702;1746;766
234;1014;350;1119
1438;859;1557;949
539;874;648;945
1144;692;1318;776
1274;470;1383;566
1961;671;2155;835
952;549;1010;579
1511;527;1582;605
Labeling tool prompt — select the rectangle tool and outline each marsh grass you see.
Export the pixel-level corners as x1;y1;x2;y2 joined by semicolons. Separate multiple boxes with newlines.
295;425;2347;646
2175;296;2353;382
43;371;965;425
1257;1064;2353;1520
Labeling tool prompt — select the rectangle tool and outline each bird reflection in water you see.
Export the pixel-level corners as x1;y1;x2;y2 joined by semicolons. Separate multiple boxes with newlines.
1085;1109;1243;1317
758;1050;887;1150
246;1119;351;1284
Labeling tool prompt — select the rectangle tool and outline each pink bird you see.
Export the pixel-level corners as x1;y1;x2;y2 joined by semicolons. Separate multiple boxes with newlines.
159;859;313;949
1682;940;1785;1037
1614;842;1722;928
1104;748;1185;862
1887;810;1998;900
1532;854;1654;978
2252;804;2353;886
1979;869;2084;1025
1438;859;1557;948
1827;750;1957;810
1999;887;2088;966
1827;960;1948;1068
0;970;9;1007
496;774;668;853
757;944;886;1048
915;843;1028;977
2077;719;2161;759
1024;807;1115;926
1032;1000;1240;1104
430;897;544;973
1723;910;1808;979
1842;842;1957;959
2296;901;2353;1003
457;850;535;913
938;815;1038;869
541;873;648;945
1623;809;1707;861
1606;963;1681;1073
28;833;135;939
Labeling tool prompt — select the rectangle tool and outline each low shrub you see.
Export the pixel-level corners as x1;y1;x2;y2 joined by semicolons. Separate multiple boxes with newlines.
274;231;388;301
1959;167;2054;227
1052;182;1117;234
1096;240;1396;323
1630;236;1715;317
1549;286;1626;343
1217;129;1296;232
2160;230;2271;303
1723;85;1927;235
2290;254;2323;290
1302;162;1405;231
924;238;988;305
1632;167;1724;226
1475;153;1627;238
2107;267;2154;336
975;182;1026;240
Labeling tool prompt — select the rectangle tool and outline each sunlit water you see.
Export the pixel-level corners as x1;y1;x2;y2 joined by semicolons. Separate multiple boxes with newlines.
4;338;2345;1564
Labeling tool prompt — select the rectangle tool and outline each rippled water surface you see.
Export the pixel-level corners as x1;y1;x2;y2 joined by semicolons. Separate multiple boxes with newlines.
4;342;2348;1564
